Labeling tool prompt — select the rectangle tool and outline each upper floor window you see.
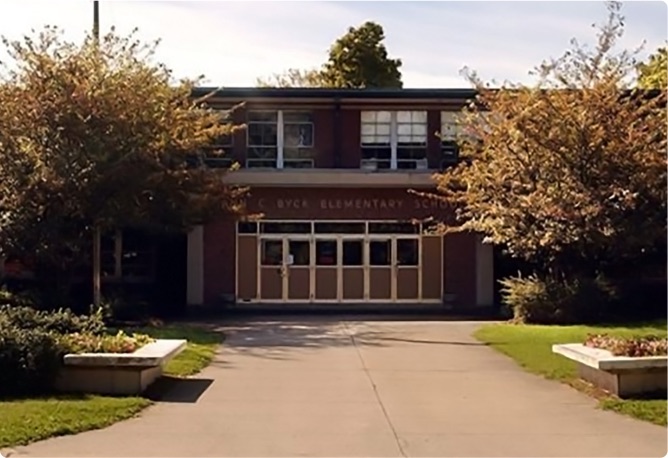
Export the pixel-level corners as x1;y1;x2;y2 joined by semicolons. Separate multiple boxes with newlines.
247;111;279;168
361;110;427;170
441;111;488;167
440;111;460;167
203;109;234;169
247;110;314;169
396;111;427;169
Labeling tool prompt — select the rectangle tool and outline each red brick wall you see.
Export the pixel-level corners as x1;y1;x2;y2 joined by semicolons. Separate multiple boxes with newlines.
443;232;477;307
226;106;445;171
201;187;482;305
246;187;455;222
340;109;361;168
312;109;335;168
203;219;236;304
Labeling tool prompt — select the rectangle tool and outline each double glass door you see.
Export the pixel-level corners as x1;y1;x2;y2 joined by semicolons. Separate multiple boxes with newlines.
258;236;420;302
367;237;420;300
259;237;310;301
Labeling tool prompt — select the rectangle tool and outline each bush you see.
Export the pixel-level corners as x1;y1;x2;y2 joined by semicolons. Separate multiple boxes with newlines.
59;330;154;354
501;272;618;324
0;305;106;335
585;334;668;357
101;296;151;324
0;322;64;397
0;287;39;308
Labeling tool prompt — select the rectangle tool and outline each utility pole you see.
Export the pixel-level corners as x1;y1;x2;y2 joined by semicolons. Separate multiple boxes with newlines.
93;1;100;41
92;0;101;309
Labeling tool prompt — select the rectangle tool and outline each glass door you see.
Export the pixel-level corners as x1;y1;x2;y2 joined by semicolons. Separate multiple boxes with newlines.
286;238;311;301
395;237;420;301
341;238;364;301
259;238;284;301
368;238;392;300
314;238;338;300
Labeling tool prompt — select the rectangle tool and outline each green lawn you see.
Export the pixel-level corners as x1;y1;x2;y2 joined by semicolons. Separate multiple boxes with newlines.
474;321;667;426
133;323;223;377
0;395;151;449
0;323;223;449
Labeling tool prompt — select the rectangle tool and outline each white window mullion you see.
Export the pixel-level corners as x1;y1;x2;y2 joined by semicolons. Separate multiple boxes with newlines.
277;110;285;169
390;112;398;170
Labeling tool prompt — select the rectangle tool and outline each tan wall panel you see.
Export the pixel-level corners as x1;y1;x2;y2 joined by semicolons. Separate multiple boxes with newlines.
260;267;282;300
342;268;364;300
369;268;391;299
288;268;310;300
315;268;337;299
237;236;257;300
397;268;419;300
421;236;442;300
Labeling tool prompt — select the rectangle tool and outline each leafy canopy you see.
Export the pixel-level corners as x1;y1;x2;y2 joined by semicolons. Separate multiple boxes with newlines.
637;46;667;89
0;26;245;269
257;21;402;88
430;2;666;274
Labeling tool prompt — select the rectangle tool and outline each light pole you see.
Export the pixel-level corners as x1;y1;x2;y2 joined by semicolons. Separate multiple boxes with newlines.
93;1;99;41
92;0;101;308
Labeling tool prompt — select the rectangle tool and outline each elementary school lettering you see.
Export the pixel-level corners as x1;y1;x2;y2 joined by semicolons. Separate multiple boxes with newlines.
257;197;447;211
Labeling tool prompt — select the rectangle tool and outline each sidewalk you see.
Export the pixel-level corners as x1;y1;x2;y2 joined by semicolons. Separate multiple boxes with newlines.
11;317;668;457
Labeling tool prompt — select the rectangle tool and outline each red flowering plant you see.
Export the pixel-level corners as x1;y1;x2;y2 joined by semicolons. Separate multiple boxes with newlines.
59;330;154;354
584;334;668;357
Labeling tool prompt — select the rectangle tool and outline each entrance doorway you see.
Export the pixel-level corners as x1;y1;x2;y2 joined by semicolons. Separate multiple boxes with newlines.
259;237;312;301
237;221;442;304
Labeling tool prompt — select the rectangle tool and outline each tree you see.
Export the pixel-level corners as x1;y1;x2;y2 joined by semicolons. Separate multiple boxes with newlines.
320;21;402;88
429;1;666;277
256;21;403;88
637;46;667;89
0;26;246;305
256;67;325;88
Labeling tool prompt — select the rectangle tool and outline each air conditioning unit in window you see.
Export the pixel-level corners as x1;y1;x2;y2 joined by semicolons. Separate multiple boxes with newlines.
361;160;378;171
415;158;429;170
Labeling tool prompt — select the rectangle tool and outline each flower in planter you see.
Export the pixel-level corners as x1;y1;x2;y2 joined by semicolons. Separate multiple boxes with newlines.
60;331;155;354
584;333;668;357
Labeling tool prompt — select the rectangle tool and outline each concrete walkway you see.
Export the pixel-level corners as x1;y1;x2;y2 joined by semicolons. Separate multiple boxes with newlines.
10;317;668;457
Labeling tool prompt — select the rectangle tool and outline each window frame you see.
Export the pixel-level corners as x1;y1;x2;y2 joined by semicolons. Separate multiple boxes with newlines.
246;110;315;169
100;229;156;283
360;110;427;170
202;109;235;169
247;110;279;168
440;110;462;168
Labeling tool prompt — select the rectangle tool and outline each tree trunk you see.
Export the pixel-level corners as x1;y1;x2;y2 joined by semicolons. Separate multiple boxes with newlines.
93;225;101;308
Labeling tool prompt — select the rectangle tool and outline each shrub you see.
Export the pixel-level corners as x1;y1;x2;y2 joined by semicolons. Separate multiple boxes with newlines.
0;287;38;308
0;322;64;397
59;330;154;354
100;296;151;324
500;272;618;324
585;334;668;357
0;305;106;335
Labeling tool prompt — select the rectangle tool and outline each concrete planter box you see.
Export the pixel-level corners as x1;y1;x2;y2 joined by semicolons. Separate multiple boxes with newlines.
552;343;667;398
55;339;187;396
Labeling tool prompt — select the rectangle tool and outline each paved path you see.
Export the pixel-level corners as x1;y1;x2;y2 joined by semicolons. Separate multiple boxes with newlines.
10;317;668;457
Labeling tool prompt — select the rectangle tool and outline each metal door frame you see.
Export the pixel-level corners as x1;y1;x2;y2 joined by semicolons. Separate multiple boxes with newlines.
284;235;312;302
248;221;437;304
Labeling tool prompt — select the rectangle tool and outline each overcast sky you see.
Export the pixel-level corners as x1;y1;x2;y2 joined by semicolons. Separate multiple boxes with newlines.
0;1;665;88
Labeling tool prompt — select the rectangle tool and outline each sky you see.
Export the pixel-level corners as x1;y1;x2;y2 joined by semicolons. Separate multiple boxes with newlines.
0;0;665;88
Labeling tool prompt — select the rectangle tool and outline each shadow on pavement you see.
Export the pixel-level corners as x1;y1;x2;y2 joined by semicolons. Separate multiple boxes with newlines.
191;313;500;362
145;376;214;403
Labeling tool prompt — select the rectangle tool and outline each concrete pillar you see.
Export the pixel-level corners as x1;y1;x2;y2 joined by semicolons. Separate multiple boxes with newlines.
475;235;494;307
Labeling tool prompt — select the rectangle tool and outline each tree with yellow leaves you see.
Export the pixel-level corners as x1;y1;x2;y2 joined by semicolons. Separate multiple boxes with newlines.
432;1;666;282
0;26;246;305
